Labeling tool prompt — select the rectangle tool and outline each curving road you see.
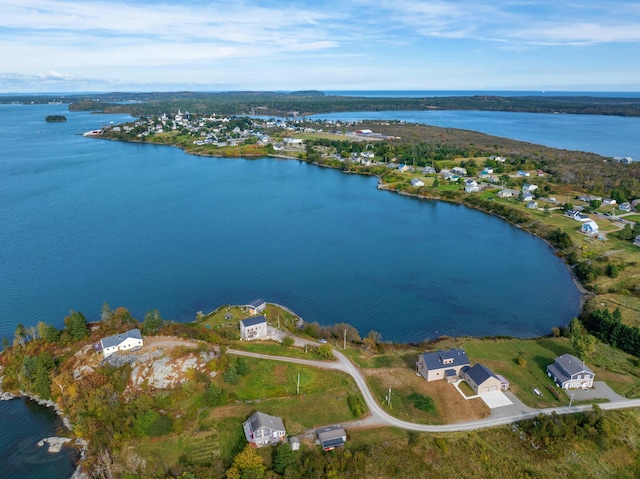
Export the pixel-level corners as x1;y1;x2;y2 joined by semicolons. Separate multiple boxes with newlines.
228;345;640;432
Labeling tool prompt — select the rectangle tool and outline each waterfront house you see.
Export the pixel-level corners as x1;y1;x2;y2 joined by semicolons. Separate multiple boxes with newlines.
398;164;412;172
581;220;599;235
240;316;268;341
526;201;538;209
522;193;534;202
243;412;286;447
416;348;470;382
99;329;143;358
547;354;595;389
411;178;425;187
316;426;347;451
461;363;509;394
246;299;267;315
497;189;514;198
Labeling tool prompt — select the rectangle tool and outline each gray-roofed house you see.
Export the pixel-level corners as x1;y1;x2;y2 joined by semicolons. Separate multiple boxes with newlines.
243;411;286;447
246;299;267;315
316;426;347;451
416;348;470;382
240;315;268;341
99;329;143;358
547;353;595;389
461;363;509;394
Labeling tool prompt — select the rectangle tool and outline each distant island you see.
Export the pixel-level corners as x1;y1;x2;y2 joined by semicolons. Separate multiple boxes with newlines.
45;115;67;122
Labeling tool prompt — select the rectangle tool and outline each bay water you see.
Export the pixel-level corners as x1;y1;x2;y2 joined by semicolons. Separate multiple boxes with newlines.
307;110;640;160
4;97;636;477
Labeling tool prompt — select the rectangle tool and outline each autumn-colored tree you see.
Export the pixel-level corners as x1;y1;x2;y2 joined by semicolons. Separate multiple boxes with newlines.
226;444;266;479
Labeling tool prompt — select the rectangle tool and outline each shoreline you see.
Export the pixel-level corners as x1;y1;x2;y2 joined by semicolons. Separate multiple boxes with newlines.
98;134;591;319
0;374;89;479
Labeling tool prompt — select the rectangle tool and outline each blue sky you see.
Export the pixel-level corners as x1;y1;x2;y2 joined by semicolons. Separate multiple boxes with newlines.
1;0;639;92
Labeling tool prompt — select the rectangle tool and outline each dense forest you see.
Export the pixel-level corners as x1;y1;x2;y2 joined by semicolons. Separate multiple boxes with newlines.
3;91;640;117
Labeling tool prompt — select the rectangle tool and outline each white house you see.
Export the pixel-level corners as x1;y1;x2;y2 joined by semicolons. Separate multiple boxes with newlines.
634;235;640;247
243;412;286;447
619;202;632;212
517;170;530;177
452;166;467;176
526;201;538;209
99;329;143;358
497;189;514;198
240;315;268;340
547;354;595;389
411;178;425;187
522;192;534;202
522;184;538;193
581;220;599;235
603;198;617;205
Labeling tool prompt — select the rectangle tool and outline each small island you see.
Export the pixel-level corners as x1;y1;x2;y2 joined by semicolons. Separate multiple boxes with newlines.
45;115;67;122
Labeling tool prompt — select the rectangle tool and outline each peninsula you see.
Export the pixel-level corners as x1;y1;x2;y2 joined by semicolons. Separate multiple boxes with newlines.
2;301;640;478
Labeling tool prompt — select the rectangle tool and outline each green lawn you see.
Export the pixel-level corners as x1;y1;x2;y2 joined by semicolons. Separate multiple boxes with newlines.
224;358;352;400
459;337;572;407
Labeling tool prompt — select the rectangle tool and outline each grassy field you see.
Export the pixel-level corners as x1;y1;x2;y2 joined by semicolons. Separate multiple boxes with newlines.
342;408;640;479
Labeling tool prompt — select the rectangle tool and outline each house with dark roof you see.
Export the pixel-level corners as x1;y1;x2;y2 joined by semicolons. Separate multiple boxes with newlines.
461;363;509;394
243;411;286;447
240;315;268;341
316;426;347;451
547;353;595;389
416;348;470;382
98;329;143;358
246;299;267;315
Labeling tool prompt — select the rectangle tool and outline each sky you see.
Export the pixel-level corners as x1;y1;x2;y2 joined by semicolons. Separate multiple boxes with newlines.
1;0;639;93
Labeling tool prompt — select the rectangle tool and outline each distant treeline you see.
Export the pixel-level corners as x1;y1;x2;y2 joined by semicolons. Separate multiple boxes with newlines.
4;91;640;117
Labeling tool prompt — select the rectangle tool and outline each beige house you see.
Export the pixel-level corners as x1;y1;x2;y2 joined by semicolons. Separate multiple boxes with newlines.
416;348;470;382
462;363;509;394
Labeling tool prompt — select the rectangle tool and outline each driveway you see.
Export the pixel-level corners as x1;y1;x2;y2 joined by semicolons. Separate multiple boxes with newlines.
481;391;513;409
566;381;627;403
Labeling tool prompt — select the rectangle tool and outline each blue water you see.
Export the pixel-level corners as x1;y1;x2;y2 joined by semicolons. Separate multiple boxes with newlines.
0;399;76;479
0;102;604;478
306;110;640;160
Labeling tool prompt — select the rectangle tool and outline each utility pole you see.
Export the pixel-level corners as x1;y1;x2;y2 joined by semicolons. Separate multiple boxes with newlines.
388;387;392;407
297;373;300;395
343;329;347;350
569;392;574;407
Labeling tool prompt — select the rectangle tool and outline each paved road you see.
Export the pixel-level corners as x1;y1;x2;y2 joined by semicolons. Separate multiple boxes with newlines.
228;346;640;432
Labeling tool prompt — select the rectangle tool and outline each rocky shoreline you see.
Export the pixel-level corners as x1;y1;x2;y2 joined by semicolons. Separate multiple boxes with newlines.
0;373;89;479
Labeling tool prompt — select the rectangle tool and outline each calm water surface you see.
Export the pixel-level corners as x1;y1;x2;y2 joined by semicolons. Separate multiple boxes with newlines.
307;110;640;160
0;104;581;344
0;103;593;478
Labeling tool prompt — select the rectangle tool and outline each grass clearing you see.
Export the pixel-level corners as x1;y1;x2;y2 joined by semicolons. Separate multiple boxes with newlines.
364;367;489;424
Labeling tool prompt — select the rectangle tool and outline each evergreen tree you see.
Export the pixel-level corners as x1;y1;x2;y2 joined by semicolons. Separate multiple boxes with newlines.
223;363;239;384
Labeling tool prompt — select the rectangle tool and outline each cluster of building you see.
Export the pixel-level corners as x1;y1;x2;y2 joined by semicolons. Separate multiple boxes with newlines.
416;348;594;392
